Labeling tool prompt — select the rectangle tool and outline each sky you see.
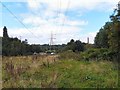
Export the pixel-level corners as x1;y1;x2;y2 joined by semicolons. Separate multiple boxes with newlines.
0;0;119;44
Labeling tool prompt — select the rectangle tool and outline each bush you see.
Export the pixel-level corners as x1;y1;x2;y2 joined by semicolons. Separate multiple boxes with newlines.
59;50;80;60
80;48;117;61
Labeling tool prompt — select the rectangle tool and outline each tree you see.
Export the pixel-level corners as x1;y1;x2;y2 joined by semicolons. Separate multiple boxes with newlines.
94;25;109;48
75;40;84;52
3;26;9;38
94;3;120;62
108;9;120;52
67;39;76;52
2;26;10;56
65;39;84;52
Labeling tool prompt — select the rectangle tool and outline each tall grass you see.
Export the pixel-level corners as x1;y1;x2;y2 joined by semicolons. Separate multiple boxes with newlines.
2;55;118;88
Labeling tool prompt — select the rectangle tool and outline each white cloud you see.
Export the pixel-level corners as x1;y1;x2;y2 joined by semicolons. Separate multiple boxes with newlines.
22;15;48;26
65;20;88;26
2;0;119;11
27;0;41;10
3;25;82;44
26;0;120;11
1;0;119;44
22;11;88;27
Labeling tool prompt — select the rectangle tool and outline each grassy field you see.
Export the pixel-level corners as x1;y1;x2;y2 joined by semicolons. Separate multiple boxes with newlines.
2;55;118;88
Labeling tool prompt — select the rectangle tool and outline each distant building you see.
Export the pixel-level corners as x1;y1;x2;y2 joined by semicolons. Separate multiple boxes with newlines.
87;37;89;44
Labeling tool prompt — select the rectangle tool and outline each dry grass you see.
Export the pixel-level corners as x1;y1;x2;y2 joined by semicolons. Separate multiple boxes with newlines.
2;55;59;88
2;55;118;88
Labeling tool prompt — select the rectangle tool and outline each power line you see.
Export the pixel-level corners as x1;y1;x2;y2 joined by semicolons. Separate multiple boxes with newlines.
60;0;71;32
59;0;62;15
56;0;61;22
56;0;61;31
30;0;52;44
0;1;42;42
50;0;62;44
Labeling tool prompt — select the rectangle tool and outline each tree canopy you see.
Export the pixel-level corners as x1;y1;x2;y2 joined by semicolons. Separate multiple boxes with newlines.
94;8;120;53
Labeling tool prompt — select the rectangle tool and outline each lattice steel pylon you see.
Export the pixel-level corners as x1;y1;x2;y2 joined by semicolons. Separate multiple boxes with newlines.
49;31;56;51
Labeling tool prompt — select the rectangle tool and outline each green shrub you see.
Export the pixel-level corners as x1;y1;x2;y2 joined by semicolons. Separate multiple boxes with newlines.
59;50;80;60
80;48;117;61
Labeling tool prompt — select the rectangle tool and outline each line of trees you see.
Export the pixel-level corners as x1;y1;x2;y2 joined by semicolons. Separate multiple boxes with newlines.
94;6;120;61
2;26;29;56
2;26;86;56
95;8;120;52
63;39;85;52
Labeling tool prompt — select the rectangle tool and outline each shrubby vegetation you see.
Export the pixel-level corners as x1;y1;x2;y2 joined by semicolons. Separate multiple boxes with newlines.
80;48;117;61
59;48;117;62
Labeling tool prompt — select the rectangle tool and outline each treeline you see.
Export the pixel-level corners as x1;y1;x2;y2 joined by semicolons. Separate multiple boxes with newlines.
2;26;66;56
93;6;120;61
2;26;86;56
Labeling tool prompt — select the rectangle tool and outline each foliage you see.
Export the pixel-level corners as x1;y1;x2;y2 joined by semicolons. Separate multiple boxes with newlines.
95;9;120;52
94;24;110;48
108;10;120;52
94;7;120;62
2;36;29;56
64;39;84;52
80;48;117;61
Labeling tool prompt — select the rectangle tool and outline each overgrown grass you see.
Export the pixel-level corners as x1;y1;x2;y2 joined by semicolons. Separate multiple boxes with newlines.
2;55;118;88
